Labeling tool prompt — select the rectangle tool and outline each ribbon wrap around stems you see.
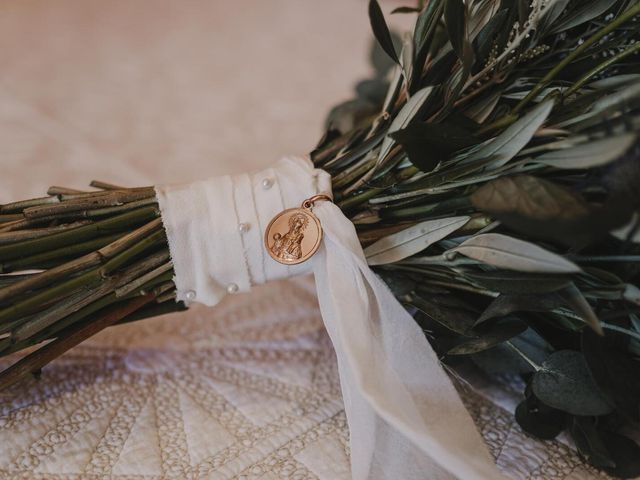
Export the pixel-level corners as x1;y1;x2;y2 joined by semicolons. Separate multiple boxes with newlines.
156;156;505;480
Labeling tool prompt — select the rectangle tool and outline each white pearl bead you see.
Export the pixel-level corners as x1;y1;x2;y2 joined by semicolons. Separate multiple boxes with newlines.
184;290;196;301
226;283;239;294
261;178;274;190
238;222;250;233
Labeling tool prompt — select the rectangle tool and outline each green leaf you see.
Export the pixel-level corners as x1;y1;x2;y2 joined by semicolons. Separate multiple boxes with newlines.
419;292;480;313
464;91;500;123
593;82;640;113
376;271;416;297
377;86;434;164
557;284;602;335
516;396;567;440
473;344;533;374
597;430;640;478
476;282;602;334
574;419;640;476
582;328;640;421
442;61;471;107
466;99;554;169
368;0;400;64
410;296;477;336
473;9;508;70
388;125;439;172
471;175;590;221
476;291;566;324
422;49;457;85
534;133;636;169
391;6;421;14
414;0;444;57
324;132;385;170
470;175;596;245
467;271;572;295
473;329;552;374
447;318;527;355
532;350;614;416
380;64;404;115
556;82;640;129
550;0;618;34
537;0;570;34
589;74;640;90
570;417;616;468
444;0;466;63
450;233;581;273
399;32;414;87
365;216;469;265
389;121;478;172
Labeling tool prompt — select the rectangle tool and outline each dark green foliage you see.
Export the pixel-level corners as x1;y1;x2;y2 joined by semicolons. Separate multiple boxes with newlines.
313;0;640;475
516;388;568;439
368;0;400;64
532;350;614;416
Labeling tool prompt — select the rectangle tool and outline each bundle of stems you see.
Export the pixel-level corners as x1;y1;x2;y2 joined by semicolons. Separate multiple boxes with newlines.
1;0;640;475
0;183;184;389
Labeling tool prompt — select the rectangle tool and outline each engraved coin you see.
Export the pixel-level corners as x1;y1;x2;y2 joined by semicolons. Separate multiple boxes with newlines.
264;207;322;265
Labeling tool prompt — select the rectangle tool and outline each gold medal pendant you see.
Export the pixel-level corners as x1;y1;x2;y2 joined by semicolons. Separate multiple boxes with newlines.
264;194;331;265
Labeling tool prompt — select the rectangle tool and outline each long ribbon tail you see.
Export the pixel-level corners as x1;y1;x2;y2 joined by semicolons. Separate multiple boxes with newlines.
313;202;505;480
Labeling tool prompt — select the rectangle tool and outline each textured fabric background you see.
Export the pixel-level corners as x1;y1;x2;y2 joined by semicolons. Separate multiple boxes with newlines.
0;1;615;479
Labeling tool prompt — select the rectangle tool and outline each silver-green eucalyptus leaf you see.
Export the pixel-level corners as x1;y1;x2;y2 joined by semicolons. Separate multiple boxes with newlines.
466;99;554;169
502;87;561;101
365;215;470;265
518;135;586;157
556;83;640;129
588;74;640;90
368;188;430;204
449;233;581;273
400;32;414;86
533;350;614;416
534;133;636;169
381;64;404;115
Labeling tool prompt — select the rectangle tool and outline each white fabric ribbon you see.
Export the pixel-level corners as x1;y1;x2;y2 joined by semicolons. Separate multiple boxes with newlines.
156;156;505;480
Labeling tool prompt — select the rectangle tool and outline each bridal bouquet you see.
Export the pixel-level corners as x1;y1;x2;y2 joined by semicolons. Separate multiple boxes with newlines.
1;0;639;477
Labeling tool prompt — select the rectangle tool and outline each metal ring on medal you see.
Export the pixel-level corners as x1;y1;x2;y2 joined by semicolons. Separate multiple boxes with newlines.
264;207;323;265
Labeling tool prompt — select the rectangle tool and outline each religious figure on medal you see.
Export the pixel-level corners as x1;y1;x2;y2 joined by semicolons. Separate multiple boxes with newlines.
265;207;323;265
